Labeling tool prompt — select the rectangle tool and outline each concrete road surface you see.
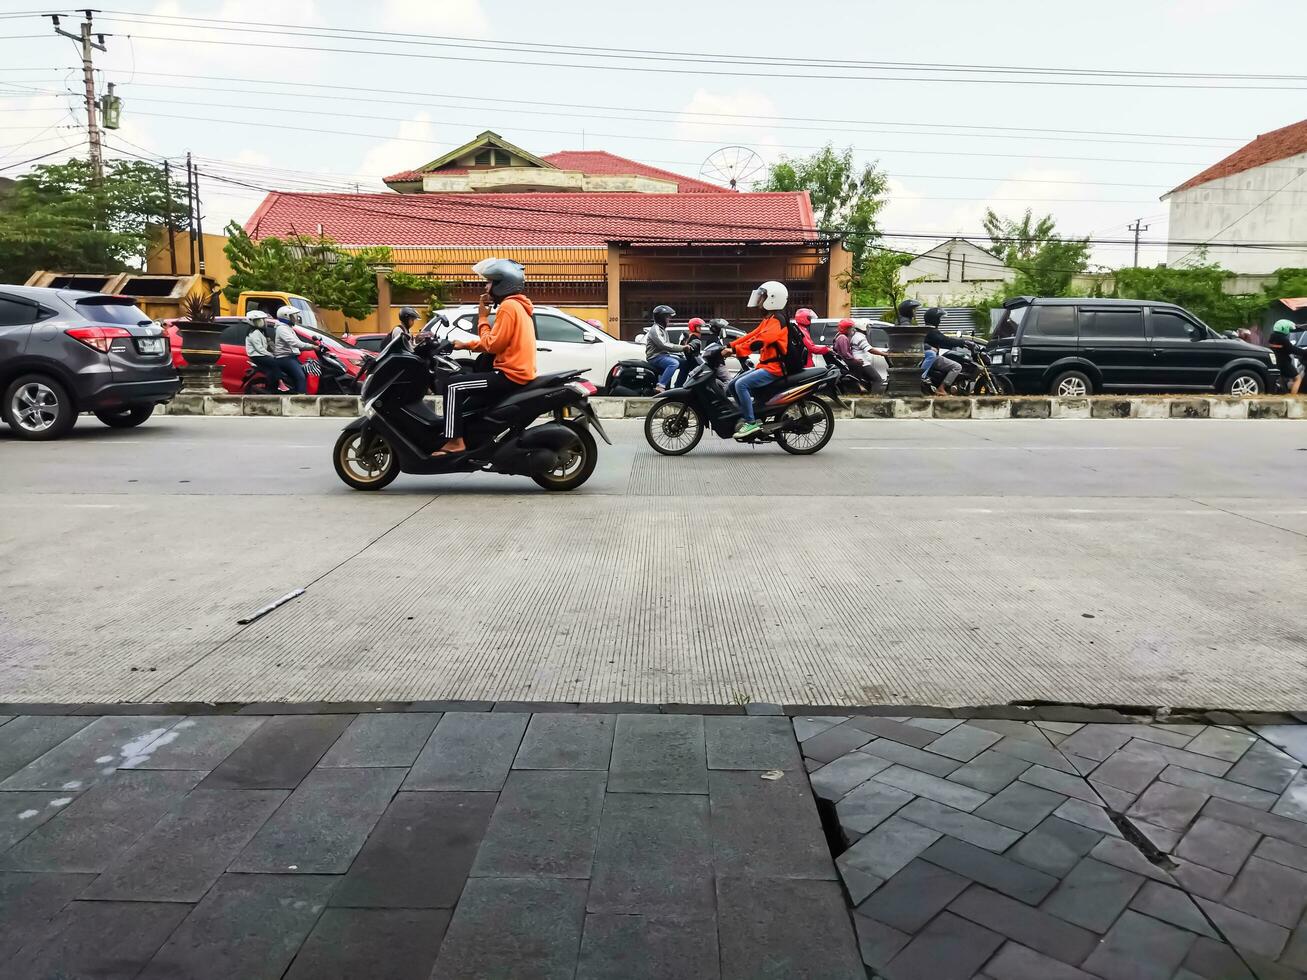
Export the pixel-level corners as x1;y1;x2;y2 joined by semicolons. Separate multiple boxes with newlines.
1;415;1305;708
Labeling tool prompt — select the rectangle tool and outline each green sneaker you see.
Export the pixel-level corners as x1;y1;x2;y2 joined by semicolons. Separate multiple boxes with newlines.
734;420;762;440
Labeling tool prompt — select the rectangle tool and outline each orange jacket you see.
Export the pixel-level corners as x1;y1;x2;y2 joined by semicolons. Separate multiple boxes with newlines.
732;315;788;376
473;295;537;384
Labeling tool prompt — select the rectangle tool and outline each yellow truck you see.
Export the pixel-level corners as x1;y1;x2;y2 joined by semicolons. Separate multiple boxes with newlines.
221;290;328;331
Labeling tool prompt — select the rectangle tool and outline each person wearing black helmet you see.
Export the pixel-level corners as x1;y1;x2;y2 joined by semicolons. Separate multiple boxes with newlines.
896;298;922;326
387;305;421;345
922;307;966;395
645;304;687;392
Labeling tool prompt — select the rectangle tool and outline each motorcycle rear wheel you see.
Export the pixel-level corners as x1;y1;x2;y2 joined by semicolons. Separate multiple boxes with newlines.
334;429;400;491
532;422;597;492
643;399;705;456
776;397;835;455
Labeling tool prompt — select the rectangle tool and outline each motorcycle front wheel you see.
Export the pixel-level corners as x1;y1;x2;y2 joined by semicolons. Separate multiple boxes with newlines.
532;422;598;492
334;429;400;491
643;399;705;456
776;397;835;455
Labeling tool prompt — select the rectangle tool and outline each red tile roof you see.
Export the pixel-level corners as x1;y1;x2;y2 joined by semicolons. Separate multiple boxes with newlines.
245;191;816;246
382;151;724;193
1168;118;1307;195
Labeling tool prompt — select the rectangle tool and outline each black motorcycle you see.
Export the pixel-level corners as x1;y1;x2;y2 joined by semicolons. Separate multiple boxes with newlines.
643;342;844;456
332;320;610;492
821;348;885;396
603;359;659;396
245;343;362;396
921;343;1011;396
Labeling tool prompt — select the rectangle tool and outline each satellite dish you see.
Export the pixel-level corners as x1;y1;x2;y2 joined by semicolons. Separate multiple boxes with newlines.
700;146;764;190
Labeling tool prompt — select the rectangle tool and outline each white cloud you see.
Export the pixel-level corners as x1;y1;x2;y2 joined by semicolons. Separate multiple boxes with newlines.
376;0;488;37
357;112;441;183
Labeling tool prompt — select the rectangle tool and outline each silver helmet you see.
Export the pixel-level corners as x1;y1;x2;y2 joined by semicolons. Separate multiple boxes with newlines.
472;257;526;301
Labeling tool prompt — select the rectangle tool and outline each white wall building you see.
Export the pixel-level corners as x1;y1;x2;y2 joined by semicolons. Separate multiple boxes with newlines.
1163;118;1307;274
897;238;1016;306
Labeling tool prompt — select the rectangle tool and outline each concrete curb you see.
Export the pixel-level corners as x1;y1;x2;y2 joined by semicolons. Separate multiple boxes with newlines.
156;393;1307;420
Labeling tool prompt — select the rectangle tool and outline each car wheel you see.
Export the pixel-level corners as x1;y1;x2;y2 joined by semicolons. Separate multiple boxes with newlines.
1222;369;1262;397
94;404;155;428
3;374;77;440
1050;370;1093;397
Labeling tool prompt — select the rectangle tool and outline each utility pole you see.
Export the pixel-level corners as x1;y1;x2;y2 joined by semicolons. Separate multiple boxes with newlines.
190;152;207;276
185;154;197;274
49;10;108;182
1128;218;1150;268
163;160;178;275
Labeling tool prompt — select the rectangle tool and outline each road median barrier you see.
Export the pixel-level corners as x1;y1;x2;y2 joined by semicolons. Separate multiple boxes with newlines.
153;394;1305;420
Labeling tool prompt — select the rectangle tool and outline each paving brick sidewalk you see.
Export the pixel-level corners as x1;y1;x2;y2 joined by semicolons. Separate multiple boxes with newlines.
0;708;860;980
805;712;1307;979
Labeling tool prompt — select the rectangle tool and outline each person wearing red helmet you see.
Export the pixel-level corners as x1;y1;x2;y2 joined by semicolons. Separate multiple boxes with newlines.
793;308;831;369
833;318;889;393
673;317;708;387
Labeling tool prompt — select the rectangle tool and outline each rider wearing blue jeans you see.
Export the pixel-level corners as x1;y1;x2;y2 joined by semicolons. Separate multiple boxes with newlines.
644;304;686;391
728;280;790;439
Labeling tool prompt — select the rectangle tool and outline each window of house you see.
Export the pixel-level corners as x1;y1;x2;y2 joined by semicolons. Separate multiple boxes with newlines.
1025;306;1076;339
535;315;588;344
474;149;510;166
1081;310;1145;340
1151;310;1198;341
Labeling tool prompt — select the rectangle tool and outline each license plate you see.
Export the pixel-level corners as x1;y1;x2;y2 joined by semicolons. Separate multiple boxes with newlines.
137;337;164;354
990;354;1003;364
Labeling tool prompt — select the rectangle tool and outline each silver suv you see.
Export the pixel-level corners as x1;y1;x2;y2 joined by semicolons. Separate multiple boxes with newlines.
0;285;180;440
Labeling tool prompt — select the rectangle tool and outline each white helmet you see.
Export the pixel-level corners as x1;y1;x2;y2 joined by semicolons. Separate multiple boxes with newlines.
747;280;788;311
276;304;301;325
245;310;269;324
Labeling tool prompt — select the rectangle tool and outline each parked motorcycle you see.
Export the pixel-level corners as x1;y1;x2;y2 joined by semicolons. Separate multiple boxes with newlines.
603;359;659;396
332;319;610;492
921;343;1012;396
822;348;884;396
643;342;845;456
245;343;362;396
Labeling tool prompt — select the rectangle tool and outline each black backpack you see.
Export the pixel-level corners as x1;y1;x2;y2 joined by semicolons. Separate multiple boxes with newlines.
779;319;807;375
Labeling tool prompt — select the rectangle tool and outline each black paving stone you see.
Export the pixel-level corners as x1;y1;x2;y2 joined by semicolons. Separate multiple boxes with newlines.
1089;747;1168;794
1058;724;1135;762
236;701;399;714
403;712;528;791
0;790;76;850
85;788;285;902
984;942;1098;980
588;792;712;915
808;751;891;801
661;703;744;715
835;777;914;835
1161;765;1278;808
231;767;405;873
882;910;1004;980
1007;815;1102;877
0;871;96;960
854;913;910;970
974;780;1066;831
796;718;874;763
856;858;970;932
1128;881;1217;938
920;836;1059;904
577;703;661;715
1255;834;1307;872
947;749;1032;794
949;883;1097;964
429;876;587;980
1194;898;1289;959
1127;740;1236;778
512;713;615;770
744;701;783;716
1081;909;1196;980
968;719;1049;744
0;703;97;715
1187;727;1255;762
316;713;441;768
1226;740;1301;794
926;723;1003;761
709;770;835;879
873;764;991;811
860;737;964;776
1019;765;1103;805
332;791;495;909
1054;798;1123;837
200;714;353;790
405;700;493;712
139;874;335;980
123;715;266;770
606;714;707;794
1;769;202;873
848;716;939;748
716;875;862;980
897;797;1022;851
1203;796;1307;848
1088;836;1175;883
704;715;802;770
1126;781;1209;830
1174;816;1260;875
1168;857;1233;901
0;715;178;790
792;716;846;741
283;908;449;980
1184;936;1303;980
0;716;93;782
989;735;1079;774
471;769;606;878
578;915;719;980
10;900;190;980
491;700;581;713
1041;857;1144;932
1222;854;1307;928
839;815;941;880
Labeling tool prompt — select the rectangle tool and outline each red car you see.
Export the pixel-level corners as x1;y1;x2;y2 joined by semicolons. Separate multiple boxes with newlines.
163;317;367;394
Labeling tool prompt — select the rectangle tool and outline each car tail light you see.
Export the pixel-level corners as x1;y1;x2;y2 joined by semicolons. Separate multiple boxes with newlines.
66;325;132;353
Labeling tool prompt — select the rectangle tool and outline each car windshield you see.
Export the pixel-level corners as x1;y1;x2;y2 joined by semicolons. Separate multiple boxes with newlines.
74;297;151;326
301;327;348;351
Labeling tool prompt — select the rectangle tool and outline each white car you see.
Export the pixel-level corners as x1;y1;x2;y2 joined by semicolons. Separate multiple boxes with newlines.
439;305;645;385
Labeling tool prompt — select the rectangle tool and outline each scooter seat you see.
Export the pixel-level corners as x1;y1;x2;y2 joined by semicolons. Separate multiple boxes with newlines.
521;370;584;391
753;367;829;403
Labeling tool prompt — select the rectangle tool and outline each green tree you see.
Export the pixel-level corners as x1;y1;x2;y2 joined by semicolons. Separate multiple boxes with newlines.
223;224;444;320
851;249;914;308
1112;262;1263;331
758;144;888;275
0;158;190;282
982;208;1091;296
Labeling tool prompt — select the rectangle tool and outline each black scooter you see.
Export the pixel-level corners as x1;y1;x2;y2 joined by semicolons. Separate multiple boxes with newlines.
643;342;844;456
332;320;610;492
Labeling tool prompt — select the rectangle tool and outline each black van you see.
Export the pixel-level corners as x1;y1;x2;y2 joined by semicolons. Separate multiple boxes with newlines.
989;297;1278;397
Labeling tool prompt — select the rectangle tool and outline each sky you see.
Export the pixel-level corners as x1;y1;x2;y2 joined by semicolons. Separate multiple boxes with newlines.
2;0;1306;268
